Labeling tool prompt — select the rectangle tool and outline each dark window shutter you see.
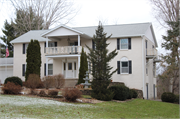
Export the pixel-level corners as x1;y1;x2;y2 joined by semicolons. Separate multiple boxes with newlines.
92;40;95;50
128;38;131;49
22;64;25;76
23;44;25;54
45;42;46;47
44;63;46;76
129;60;132;74
117;61;120;74
54;42;57;47
117;38;120;50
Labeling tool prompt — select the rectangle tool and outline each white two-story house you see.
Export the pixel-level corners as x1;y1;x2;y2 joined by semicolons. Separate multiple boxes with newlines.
10;22;159;99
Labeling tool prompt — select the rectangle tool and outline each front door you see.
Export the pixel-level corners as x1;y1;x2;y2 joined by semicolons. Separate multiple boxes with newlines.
67;62;73;78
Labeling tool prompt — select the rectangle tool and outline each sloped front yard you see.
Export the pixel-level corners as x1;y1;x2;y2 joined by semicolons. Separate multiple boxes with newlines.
0;95;179;118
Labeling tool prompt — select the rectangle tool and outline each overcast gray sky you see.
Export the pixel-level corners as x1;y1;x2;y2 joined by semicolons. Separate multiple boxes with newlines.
0;0;166;53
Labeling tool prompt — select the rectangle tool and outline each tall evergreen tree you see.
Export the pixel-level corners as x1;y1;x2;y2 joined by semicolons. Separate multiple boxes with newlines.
77;48;88;84
0;20;17;57
86;22;118;81
86;22;118;100
159;20;179;94
25;40;41;81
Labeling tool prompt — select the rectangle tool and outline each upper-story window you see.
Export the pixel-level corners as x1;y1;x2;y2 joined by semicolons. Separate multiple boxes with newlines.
120;39;128;49
117;38;131;50
23;43;29;54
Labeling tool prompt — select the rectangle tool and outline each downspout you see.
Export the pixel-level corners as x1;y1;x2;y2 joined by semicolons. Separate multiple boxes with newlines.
141;35;145;99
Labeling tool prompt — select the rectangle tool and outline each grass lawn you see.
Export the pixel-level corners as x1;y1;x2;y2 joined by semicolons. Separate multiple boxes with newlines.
0;94;179;118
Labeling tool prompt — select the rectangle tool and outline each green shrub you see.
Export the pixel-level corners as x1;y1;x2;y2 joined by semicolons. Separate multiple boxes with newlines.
4;76;22;87
175;95;179;104
161;92;176;103
131;89;138;98
109;85;129;101
91;80;114;101
2;82;22;94
48;90;58;96
127;89;133;99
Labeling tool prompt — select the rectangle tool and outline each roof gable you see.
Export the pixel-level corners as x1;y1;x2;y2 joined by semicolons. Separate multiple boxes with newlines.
41;25;83;37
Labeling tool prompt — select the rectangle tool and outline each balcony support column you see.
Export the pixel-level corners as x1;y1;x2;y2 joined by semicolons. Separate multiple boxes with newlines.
46;57;48;76
78;35;80;53
45;37;49;76
77;56;80;78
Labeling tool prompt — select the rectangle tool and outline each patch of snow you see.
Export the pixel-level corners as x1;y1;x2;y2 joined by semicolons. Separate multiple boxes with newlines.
0;95;94;108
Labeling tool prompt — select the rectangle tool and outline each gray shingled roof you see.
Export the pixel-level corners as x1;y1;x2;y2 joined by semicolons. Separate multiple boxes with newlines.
11;30;49;43
11;23;153;44
74;23;151;38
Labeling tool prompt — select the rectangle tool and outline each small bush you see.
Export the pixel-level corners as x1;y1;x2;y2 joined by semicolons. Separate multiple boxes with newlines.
36;81;44;89
127;89;133;99
4;76;22;87
62;88;82;102
25;74;42;89
53;74;65;89
48;90;58;96
2;82;22;94
42;76;55;89
91;80;114;101
30;90;38;95
131;89;138;98
39;90;46;96
175;95;179;104
161;92;176;103
109;85;129;101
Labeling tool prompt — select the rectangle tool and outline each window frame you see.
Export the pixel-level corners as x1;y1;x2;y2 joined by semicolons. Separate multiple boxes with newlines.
121;61;129;74
120;39;128;50
48;64;53;75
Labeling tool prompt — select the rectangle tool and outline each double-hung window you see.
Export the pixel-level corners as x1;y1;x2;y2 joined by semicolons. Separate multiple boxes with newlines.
44;64;53;76
121;61;129;73
117;57;132;74
120;39;128;49
117;38;131;50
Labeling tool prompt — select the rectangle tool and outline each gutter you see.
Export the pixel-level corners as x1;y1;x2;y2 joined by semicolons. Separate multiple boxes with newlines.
141;35;145;99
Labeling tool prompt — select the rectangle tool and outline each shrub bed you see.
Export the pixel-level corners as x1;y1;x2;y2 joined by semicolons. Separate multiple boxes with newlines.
127;89;133;99
175;95;179;104
2;82;22;94
62;88;82;102
48;90;59;96
91;80;114;101
25;74;43;89
161;92;176;103
4;76;22;87
39;90;47;96
131;89;138;98
109;85;129;101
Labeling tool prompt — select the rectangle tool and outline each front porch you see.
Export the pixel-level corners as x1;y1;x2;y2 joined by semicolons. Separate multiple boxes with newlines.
45;56;80;79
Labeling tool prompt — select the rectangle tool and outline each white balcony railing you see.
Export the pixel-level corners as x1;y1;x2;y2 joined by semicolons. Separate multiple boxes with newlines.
45;46;82;55
146;49;157;56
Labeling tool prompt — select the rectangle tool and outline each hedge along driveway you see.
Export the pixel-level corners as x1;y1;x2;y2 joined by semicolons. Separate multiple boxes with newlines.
0;95;179;119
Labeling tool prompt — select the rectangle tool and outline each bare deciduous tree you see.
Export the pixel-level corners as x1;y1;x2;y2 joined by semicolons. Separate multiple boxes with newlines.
10;0;79;30
149;0;179;28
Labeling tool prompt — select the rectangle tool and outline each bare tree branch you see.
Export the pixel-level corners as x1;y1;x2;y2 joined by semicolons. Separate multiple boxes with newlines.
149;0;179;28
9;0;79;29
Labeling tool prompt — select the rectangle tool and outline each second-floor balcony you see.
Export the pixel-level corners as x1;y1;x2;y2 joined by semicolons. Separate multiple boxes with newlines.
45;46;83;55
146;49;158;59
